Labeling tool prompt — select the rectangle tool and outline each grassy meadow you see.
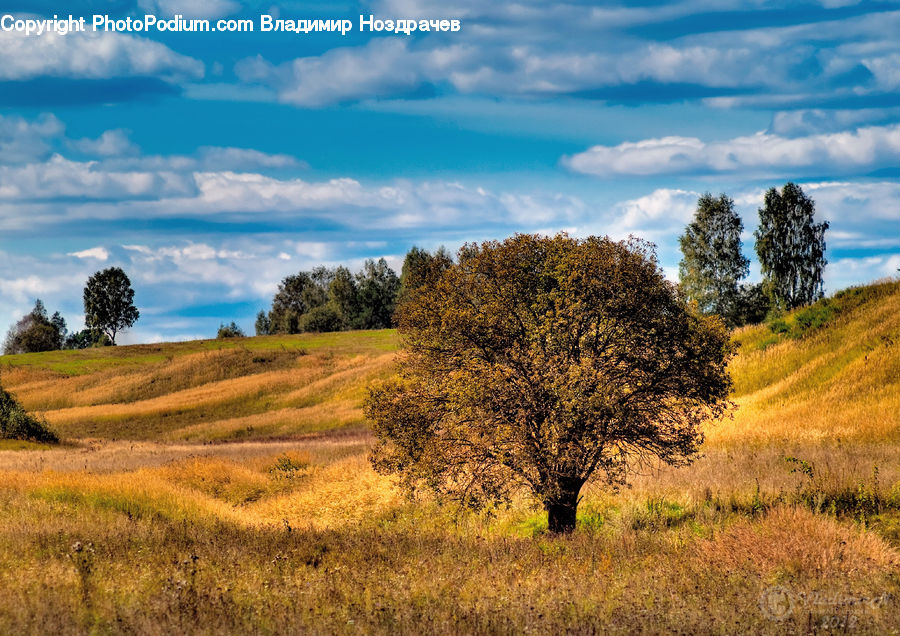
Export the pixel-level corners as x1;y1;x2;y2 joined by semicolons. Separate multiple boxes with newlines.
1;282;900;633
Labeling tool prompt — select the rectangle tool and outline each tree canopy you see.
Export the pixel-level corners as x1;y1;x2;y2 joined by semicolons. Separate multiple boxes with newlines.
755;182;829;310
261;259;400;334
366;234;735;533
678;193;750;326
3;300;67;354
83;267;139;345
399;245;453;300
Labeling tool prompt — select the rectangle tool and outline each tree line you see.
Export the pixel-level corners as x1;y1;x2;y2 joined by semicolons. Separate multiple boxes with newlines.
262;181;829;337
3;267;139;355
253;250;453;336
679;181;829;327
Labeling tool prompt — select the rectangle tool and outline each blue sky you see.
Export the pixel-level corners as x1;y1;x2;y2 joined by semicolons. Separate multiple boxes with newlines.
2;0;900;343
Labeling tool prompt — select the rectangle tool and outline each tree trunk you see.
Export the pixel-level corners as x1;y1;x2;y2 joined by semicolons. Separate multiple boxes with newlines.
546;480;581;534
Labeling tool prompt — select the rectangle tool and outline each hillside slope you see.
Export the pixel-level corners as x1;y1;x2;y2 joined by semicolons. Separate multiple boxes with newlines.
1;280;898;445
0;331;397;441
712;279;900;446
1;283;899;634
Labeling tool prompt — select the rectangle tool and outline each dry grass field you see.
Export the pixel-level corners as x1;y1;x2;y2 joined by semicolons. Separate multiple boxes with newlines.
1;283;899;633
0;330;397;441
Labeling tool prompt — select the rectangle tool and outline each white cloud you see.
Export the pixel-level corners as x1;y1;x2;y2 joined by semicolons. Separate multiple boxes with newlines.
236;39;438;107
0;155;197;202
291;242;332;260
0;113;64;163
619;188;699;230
769;108;900;136
825;254;900;291
231;5;900;106
195;147;303;170
97;146;303;172
68;247;110;261
567;188;701;262
565;124;900;177
71;130;139;157
0;30;203;82
804;181;900;222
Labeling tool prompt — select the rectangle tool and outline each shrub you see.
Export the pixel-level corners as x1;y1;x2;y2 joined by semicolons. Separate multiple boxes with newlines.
65;329;110;349
0;382;58;443
216;322;246;339
298;305;344;333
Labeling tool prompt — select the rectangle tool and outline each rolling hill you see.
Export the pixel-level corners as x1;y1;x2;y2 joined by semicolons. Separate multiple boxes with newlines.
0;280;899;633
2;279;898;447
0;330;397;442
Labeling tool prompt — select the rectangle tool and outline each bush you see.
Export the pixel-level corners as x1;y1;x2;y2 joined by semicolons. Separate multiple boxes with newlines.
0;383;58;443
767;318;790;335
65;329;111;350
730;283;770;327
216;322;246;339
793;300;837;336
298;305;344;333
3;300;67;354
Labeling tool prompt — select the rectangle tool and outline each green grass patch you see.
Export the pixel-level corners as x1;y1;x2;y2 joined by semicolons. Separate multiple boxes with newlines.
0;330;399;377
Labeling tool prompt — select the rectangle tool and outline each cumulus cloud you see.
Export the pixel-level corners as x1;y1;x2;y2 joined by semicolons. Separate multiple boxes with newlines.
0;30;203;82
565;124;900;177
566;188;702;270
0;155;197;202
618;188;699;230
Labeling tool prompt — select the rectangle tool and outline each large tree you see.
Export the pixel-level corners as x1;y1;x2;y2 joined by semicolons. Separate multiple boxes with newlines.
754;182;829;310
678;193;750;326
83;268;139;345
366;234;734;533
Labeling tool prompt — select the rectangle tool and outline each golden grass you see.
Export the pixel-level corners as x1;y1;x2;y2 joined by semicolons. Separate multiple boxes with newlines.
1;287;900;631
710;280;900;445
1;334;397;441
1;438;899;633
699;505;899;578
